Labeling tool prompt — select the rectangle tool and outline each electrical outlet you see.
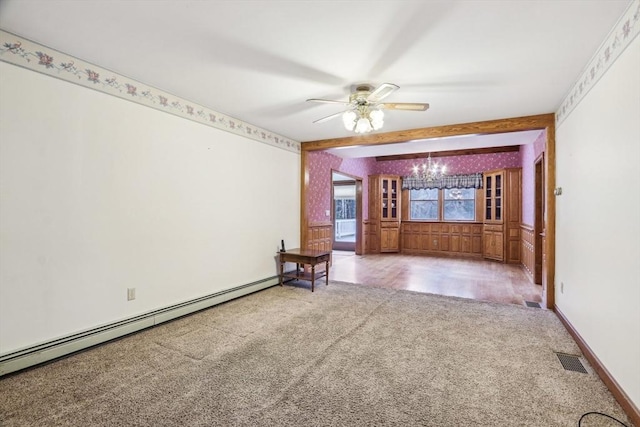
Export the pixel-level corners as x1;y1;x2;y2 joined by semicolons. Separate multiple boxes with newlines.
127;287;136;301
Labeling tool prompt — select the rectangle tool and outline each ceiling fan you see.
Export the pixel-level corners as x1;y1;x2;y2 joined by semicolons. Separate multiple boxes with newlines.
306;83;429;134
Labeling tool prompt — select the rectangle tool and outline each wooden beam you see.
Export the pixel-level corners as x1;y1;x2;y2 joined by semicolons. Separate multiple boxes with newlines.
375;145;520;162
301;113;555;151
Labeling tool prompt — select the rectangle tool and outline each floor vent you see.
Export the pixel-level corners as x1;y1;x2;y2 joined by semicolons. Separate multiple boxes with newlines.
556;352;588;374
524;301;542;308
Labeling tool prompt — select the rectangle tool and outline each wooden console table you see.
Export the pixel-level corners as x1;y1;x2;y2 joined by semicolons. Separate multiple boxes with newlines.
278;248;331;292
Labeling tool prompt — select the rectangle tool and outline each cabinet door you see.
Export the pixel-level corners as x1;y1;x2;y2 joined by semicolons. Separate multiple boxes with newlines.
494;232;504;260
485;174;493;221
381;176;400;221
483;232;494;257
390;178;399;220
388;228;399;251
381;227;399;252
483;231;504;260
494;173;503;222
484;171;504;223
381;178;390;220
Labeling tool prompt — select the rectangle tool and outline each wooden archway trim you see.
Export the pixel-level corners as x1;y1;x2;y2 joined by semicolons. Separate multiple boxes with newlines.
300;113;556;309
301;113;554;151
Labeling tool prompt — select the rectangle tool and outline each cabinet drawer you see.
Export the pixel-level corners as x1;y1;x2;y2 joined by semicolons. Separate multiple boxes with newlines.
484;224;503;232
381;222;400;228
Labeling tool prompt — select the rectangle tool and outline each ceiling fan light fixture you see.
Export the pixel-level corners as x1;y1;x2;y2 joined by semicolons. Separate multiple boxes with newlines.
308;82;429;134
355;117;373;134
342;110;357;130
370;109;384;130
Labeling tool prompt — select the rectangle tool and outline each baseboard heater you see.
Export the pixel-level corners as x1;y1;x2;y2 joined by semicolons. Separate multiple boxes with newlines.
0;276;279;377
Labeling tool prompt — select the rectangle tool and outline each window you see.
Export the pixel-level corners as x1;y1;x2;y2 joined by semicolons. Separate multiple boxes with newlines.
410;188;439;220
335;198;355;220
444;188;476;221
410;188;476;221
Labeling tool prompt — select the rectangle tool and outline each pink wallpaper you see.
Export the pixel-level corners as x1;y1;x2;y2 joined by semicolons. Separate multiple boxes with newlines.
306;151;376;222
307;149;529;224
374;151;522;176
520;130;547;226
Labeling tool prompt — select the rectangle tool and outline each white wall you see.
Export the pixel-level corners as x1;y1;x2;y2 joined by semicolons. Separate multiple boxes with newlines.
0;61;300;354
555;36;640;407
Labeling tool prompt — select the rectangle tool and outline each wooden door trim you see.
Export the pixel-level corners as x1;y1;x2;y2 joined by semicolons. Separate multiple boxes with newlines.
534;153;545;285
330;169;362;253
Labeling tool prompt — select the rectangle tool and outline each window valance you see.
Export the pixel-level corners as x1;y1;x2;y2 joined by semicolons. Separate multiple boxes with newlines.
401;173;483;190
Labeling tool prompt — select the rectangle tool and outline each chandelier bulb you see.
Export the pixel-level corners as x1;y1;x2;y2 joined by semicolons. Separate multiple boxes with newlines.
411;153;447;181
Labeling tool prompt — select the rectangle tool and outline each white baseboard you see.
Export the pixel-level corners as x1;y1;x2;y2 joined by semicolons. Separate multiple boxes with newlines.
0;277;279;376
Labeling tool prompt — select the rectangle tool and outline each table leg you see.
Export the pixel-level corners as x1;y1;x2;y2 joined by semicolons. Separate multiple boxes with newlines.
279;257;284;286
326;259;330;287
311;264;315;292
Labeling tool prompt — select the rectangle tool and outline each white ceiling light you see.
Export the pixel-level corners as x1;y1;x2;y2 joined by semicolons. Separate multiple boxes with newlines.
307;83;429;134
345;106;384;134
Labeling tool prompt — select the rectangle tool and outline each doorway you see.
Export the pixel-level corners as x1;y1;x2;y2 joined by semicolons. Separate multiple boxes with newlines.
332;171;361;252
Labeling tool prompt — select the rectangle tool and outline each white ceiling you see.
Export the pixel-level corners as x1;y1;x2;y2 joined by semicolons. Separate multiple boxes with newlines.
0;0;631;155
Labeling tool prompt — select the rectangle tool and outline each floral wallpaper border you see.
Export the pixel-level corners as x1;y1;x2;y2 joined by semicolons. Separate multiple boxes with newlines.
0;29;301;154
556;0;640;126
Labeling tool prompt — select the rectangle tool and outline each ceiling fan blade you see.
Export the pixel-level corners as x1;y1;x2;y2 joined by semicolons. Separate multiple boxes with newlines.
380;102;430;111
313;110;350;124
367;83;400;102
306;98;351;105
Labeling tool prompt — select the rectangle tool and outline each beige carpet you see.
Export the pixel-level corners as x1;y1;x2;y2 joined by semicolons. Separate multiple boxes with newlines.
0;281;632;426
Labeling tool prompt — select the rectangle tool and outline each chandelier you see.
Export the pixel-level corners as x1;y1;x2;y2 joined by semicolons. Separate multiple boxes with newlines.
411;153;447;181
342;105;384;134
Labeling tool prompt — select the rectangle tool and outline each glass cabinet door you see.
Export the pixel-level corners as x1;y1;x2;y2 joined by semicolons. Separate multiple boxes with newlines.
390;179;398;219
382;179;389;219
495;174;502;221
485;175;492;220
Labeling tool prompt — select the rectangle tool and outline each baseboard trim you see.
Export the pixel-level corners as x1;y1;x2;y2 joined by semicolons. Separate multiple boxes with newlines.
0;276;279;377
555;306;640;426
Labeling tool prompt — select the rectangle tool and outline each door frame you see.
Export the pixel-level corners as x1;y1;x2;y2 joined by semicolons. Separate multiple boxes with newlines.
330;169;363;254
534;153;545;285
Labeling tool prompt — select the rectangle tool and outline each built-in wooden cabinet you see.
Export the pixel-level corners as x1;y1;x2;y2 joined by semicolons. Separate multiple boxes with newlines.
364;169;521;262
368;175;400;253
363;221;379;253
381;223;400;252
483;224;504;260
401;222;483;257
482;168;521;263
